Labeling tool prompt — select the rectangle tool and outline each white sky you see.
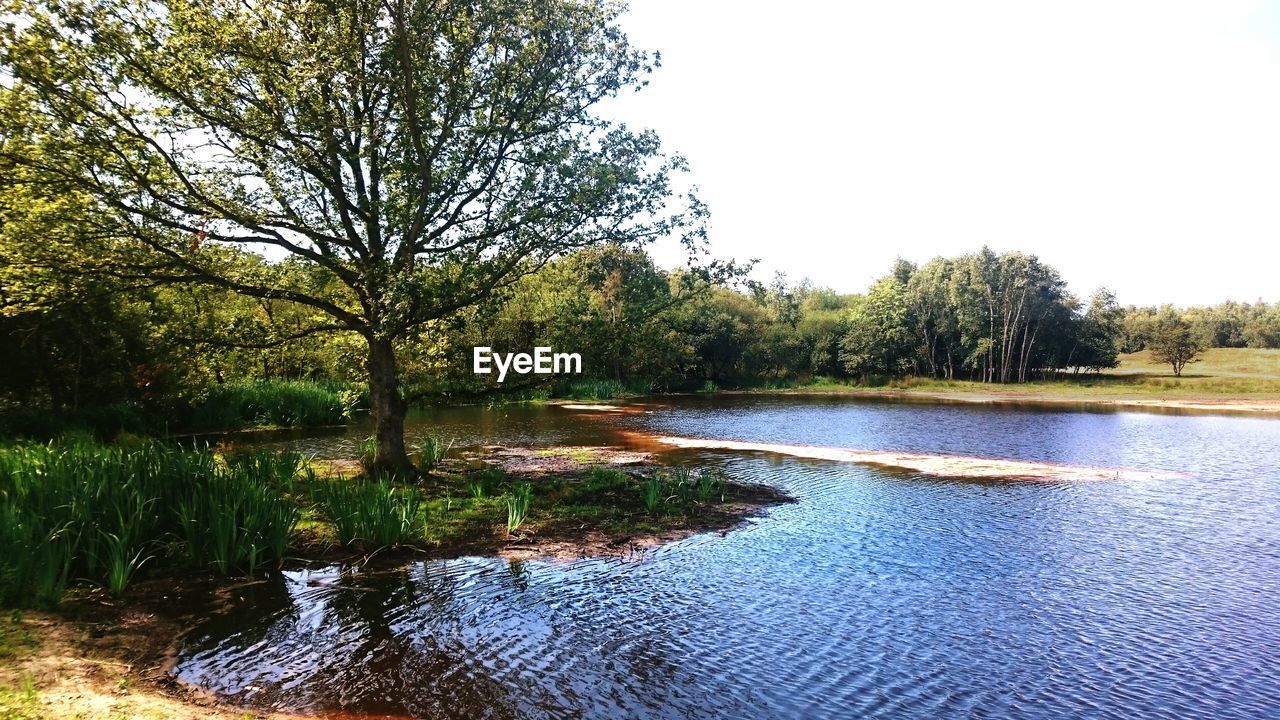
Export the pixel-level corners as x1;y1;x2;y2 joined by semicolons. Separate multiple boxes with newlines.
607;0;1280;306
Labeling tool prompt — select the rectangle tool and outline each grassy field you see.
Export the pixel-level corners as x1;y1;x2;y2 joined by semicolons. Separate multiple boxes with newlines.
1108;348;1280;379
755;348;1280;411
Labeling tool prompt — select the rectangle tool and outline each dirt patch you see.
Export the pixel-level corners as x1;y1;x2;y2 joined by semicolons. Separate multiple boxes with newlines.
0;580;293;719
498;485;790;562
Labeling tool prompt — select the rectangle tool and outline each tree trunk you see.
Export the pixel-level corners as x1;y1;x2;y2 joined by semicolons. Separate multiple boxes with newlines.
366;336;412;475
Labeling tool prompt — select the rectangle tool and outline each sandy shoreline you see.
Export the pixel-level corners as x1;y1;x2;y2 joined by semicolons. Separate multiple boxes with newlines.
652;436;1182;482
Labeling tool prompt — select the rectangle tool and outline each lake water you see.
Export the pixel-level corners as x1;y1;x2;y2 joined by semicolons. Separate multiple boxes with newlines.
173;396;1280;719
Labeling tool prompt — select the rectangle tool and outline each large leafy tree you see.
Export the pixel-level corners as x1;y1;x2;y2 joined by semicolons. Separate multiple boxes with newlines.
1;0;703;472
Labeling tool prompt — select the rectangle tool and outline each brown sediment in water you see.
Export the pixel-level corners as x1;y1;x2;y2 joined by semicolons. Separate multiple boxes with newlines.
467;444;652;473
647;435;1182;482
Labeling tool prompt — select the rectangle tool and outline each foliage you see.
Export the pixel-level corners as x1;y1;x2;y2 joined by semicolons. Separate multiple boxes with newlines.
1148;309;1207;377
0;442;302;606
316;478;424;550
506;483;533;534
2;0;705;473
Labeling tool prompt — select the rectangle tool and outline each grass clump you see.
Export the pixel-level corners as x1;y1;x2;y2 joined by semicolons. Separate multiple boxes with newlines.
562;378;653;400
641;467;727;516
188;379;355;430
505;483;532;534
415;433;454;473
316;478;425;550
0;442;304;606
176;473;299;576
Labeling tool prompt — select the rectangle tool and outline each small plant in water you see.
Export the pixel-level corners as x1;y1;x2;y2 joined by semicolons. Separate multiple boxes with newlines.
695;469;725;503
506;483;532;534
417;433;454;473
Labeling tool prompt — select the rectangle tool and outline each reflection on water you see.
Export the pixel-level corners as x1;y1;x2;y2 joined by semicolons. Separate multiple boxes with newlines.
176;397;1280;719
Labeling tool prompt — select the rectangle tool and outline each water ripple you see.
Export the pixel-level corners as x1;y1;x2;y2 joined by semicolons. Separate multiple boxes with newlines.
175;399;1280;719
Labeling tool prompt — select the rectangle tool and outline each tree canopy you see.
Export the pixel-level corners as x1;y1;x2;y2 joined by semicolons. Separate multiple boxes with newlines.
2;0;704;471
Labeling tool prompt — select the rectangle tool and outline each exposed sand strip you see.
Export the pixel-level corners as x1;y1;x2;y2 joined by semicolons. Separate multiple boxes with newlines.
652;436;1182;482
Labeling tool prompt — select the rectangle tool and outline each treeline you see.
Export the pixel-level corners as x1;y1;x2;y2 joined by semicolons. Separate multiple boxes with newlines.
1117;301;1280;353
442;246;1279;390
445;247;1113;389
2;244;1277;431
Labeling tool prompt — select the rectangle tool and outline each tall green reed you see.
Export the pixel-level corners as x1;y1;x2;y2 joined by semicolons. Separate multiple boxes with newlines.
316;478;424;550
0;441;302;606
416;433;454;473
506;483;532;534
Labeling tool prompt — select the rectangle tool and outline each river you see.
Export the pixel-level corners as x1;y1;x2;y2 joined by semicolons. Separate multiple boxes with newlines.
173;396;1280;719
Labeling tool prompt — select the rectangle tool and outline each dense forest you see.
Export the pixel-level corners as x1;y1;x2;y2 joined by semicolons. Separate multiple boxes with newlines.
4;238;1278;440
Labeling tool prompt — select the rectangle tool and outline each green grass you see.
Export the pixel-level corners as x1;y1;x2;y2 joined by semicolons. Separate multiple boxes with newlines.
1111;348;1280;379
561;378;653;401
505;483;532;534
0;442;305;606
748;349;1280;400
0;437;773;606
187;379;358;430
315;477;425;550
414;433;454;473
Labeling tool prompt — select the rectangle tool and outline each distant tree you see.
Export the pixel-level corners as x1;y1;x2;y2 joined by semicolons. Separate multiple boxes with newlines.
905;258;958;379
1149;309;1206;377
1067;288;1122;373
1244;303;1280;349
839;276;914;379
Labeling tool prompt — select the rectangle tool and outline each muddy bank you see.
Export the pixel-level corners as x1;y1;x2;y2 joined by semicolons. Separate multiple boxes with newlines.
0;580;295;720
466;444;652;473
